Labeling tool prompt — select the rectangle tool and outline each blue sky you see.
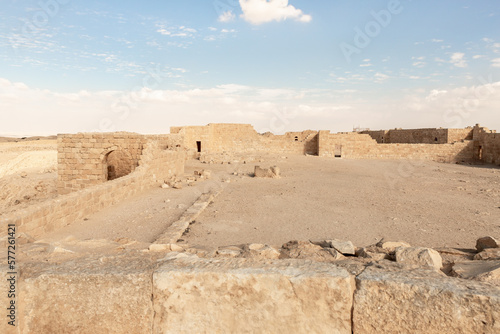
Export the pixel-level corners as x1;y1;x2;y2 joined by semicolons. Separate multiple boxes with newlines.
1;0;499;135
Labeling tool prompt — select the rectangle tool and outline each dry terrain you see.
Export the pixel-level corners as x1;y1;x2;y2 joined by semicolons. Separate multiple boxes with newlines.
1;140;499;253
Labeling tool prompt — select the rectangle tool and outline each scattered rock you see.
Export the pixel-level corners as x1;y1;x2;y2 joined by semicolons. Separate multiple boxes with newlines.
254;166;280;178
474;248;500;260
17;232;35;245
161;183;169;189
215;246;242;258
310;239;355;255
377;240;411;252
241;244;281;259
476;236;499;252
355;248;390;261
20;171;27;178
280;240;344;261
172;182;183;189
395;247;443;270
452;260;500;282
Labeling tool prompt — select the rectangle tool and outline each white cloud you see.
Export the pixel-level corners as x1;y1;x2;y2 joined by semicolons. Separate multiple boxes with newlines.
473;55;485;59
492;58;500;68
450;52;467;68
239;0;312;25
431;39;443;43
374;72;390;83
218;10;236;22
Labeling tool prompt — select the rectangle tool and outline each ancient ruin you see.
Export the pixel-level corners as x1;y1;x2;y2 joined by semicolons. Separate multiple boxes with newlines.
1;123;500;333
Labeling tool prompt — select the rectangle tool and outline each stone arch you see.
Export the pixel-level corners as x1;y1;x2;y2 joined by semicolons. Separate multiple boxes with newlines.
100;146;134;181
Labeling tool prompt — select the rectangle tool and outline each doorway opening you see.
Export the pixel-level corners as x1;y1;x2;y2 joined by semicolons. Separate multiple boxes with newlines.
196;141;202;153
105;150;133;181
334;144;342;158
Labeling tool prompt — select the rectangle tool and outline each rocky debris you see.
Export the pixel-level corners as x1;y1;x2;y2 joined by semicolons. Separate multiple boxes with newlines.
17;232;35;245
241;243;281;259
376;240;411;252
310;239;355;255
20;171;27;178
395;247;443;270
215;246;241;258
280;240;344;261
476;236;499;252
172;181;183;189
451;260;500;284
149;243;185;252
474;248;500;260
194;169;211;180
161;183;169;189
355;247;390;261
254;165;280;179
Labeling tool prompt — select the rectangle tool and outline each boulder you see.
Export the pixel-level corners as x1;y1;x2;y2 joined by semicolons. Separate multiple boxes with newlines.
476;236;499;252
474;248;500;260
254;166;280;178
395;247;443;270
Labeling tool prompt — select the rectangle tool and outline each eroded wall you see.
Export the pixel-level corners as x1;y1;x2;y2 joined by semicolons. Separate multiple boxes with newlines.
362;128;473;144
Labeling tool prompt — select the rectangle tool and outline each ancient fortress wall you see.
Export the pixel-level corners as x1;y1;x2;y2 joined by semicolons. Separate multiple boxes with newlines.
172;123;319;157
473;125;500;164
362;127;473;144
4;140;185;238
318;131;475;163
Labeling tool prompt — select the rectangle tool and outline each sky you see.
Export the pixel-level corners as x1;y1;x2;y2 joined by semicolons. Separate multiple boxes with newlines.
1;0;500;136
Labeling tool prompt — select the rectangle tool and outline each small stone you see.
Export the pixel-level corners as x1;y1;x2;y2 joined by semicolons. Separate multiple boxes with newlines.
172;182;183;189
161;183;169;189
311;239;355;255
474;248;500;260
355;248;390;261
395;247;443;270
476;236;499;252
170;244;184;252
20;171;27;178
377;240;411;252
216;248;241;258
149;244;171;252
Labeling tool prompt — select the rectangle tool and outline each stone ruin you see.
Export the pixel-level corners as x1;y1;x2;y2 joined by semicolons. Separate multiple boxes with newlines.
2;123;500;333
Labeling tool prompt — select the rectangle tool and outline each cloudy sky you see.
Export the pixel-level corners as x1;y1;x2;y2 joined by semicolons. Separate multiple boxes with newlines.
1;0;499;136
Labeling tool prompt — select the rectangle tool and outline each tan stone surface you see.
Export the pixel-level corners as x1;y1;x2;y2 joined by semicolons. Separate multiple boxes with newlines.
395;246;443;270
476;236;500;252
353;263;500;334
153;258;354;334
18;257;154;334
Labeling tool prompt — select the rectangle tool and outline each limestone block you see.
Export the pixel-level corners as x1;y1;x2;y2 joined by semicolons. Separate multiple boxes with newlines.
18;258;153;334
353;263;500;334
153;258;354;334
395;246;443;270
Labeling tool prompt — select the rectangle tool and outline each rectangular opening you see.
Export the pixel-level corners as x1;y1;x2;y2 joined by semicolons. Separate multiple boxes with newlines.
196;141;202;153
334;144;342;158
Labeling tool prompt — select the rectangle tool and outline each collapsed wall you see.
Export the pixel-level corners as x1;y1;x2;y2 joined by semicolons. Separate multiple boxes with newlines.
4;139;185;237
361;127;473;144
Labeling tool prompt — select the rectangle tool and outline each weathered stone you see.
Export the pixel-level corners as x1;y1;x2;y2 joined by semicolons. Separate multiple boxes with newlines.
16;232;35;245
452;260;500;281
254;165;280;178
395;247;443;270
377;240;411;252
474;248;500;260
476;236;500;252
280;240;344;261
353;263;500;334
172;181;183;189
161;183;169;189
310;239;355;255
18;258;153;334
153;258;354;333
355;247;390;261
242;244;281;259
215;247;241;258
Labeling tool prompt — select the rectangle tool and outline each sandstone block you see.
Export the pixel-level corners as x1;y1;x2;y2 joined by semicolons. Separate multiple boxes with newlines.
353;263;500;333
395;246;443;270
153;258;354;333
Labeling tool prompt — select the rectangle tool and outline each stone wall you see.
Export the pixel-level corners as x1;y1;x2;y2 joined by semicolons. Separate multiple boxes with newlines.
362;127;473;144
57;133;183;194
4;258;499;334
3;141;185;238
171;123;319;157
472;125;500;164
318;131;474;163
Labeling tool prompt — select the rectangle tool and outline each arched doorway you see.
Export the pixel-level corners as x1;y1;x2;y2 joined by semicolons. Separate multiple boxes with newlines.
105;149;133;181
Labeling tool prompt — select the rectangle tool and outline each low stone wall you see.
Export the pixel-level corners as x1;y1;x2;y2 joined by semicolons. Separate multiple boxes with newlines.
318;131;474;162
1;142;185;238
3;257;499;334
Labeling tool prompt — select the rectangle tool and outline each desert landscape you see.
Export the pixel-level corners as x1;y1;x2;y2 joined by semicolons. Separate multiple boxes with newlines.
1;123;499;333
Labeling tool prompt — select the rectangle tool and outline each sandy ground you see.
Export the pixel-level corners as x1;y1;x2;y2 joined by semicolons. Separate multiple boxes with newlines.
0;140;57;215
1;140;499;251
183;156;500;249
